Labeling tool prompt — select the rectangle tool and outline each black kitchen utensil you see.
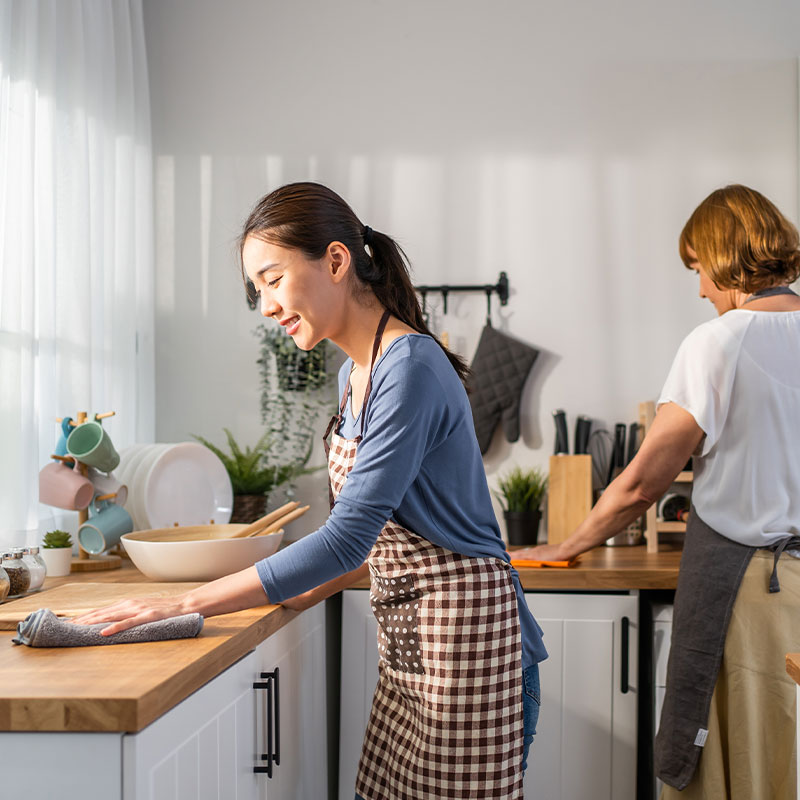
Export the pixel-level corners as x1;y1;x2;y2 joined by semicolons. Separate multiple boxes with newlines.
574;415;592;454
625;422;639;465
553;409;569;455
606;423;627;486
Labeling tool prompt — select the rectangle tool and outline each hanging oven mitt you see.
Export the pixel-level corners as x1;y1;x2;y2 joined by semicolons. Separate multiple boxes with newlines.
467;325;540;454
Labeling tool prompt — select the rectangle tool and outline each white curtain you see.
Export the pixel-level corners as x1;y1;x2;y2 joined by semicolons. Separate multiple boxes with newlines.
0;0;155;546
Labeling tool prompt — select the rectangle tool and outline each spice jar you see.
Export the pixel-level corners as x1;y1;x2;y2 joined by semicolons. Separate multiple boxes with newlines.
0;565;9;603
2;551;31;598
21;546;47;592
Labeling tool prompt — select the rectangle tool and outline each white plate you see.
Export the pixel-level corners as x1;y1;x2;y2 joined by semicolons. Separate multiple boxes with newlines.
142;443;233;529
129;444;170;529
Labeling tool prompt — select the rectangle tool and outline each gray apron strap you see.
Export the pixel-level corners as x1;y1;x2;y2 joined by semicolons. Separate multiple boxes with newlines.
654;511;756;790
767;535;800;593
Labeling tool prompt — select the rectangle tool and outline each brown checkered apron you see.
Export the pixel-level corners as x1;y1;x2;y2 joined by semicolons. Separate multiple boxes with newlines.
324;312;524;800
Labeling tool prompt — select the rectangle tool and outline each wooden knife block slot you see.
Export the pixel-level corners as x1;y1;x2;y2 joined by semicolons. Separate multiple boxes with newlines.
547;454;593;545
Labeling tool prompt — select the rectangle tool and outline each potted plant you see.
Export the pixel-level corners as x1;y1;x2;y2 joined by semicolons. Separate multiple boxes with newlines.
193;428;315;523
494;467;548;546
41;529;74;577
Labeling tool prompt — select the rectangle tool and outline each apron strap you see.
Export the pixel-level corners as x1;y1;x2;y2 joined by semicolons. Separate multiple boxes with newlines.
322;308;393;460
360;309;392;439
767;535;800;593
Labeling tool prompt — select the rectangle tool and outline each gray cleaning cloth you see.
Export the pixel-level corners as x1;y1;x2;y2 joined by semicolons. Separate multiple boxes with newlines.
11;608;204;647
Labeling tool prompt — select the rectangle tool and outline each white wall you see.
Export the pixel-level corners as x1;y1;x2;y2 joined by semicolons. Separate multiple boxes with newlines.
142;0;800;538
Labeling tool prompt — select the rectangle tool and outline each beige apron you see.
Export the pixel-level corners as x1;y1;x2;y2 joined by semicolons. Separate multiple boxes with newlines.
325;311;524;800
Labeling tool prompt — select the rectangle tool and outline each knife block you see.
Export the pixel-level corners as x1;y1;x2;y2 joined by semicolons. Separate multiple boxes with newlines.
547;455;593;545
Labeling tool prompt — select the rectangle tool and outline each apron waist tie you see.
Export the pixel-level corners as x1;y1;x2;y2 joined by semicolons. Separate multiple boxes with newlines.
766;535;800;593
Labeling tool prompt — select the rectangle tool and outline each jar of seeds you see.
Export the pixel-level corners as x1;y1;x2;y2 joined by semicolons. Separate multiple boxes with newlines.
21;546;47;592
1;551;31;598
0;565;9;603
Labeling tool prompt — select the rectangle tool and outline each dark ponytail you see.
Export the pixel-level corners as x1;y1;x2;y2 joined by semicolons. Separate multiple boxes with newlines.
239;182;470;383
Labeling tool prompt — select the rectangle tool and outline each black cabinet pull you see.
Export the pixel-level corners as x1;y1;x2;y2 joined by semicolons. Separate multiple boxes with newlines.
253;667;280;776
620;616;630;694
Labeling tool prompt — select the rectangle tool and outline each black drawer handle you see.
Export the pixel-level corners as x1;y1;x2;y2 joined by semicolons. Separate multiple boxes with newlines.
253;667;280;776
620;616;630;694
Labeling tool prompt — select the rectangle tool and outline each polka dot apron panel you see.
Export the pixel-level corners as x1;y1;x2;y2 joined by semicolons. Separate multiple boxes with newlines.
327;430;525;800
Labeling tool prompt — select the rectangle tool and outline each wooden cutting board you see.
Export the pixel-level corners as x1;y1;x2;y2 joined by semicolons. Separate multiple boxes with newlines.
0;582;202;630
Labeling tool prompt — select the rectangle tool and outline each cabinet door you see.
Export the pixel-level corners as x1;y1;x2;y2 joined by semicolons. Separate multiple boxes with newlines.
523;593;638;800
123;650;259;800
254;603;327;800
338;589;377;799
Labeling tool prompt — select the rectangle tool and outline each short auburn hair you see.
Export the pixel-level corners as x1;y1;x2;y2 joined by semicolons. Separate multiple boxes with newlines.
679;184;800;293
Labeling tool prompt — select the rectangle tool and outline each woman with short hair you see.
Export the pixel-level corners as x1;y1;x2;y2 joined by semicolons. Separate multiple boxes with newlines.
517;184;800;799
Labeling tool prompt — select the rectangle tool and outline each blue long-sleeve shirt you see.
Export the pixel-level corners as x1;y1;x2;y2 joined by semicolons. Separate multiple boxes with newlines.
256;333;547;667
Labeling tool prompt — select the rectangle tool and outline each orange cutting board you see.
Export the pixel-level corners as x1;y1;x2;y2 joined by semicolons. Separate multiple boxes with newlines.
0;582;202;630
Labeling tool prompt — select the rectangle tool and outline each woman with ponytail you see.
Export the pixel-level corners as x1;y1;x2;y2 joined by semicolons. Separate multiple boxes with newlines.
73;182;546;799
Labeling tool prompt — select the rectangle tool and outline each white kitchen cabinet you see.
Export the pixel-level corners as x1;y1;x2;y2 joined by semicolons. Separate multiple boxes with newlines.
254;602;328;800
523;592;638;800
338;589;637;800
0;606;327;800
123;650;260;800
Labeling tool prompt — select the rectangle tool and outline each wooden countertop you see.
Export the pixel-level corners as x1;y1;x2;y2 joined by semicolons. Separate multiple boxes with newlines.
349;542;683;591
0;562;295;733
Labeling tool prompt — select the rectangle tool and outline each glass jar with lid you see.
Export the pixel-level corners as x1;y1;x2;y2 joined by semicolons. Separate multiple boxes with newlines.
2;551;31;598
0;563;9;603
21;546;46;592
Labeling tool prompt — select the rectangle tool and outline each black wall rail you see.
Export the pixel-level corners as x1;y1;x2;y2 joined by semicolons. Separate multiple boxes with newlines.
415;271;509;324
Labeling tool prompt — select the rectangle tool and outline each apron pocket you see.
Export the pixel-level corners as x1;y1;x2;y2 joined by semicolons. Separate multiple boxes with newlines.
370;572;424;674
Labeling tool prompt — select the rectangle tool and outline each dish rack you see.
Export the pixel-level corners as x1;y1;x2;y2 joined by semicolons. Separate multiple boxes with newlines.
50;410;122;572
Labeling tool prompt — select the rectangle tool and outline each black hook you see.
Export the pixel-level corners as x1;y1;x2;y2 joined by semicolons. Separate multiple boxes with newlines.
485;289;493;327
441;289;449;315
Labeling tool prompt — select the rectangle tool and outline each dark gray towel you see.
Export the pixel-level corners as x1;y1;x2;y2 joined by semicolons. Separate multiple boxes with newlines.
11;608;204;647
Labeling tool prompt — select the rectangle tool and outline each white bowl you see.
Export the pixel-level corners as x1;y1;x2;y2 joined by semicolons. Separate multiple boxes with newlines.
121;525;284;582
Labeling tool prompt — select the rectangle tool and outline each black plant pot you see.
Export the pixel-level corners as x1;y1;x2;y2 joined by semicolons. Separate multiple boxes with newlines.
503;510;542;547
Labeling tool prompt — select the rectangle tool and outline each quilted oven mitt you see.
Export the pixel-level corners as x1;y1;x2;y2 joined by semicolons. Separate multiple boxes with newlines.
467;325;540;454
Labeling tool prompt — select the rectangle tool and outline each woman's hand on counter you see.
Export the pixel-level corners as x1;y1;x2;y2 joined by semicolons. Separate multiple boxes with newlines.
69;565;271;635
510;543;568;562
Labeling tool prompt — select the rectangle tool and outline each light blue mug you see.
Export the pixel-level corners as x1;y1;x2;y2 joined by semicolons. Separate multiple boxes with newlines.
54;417;73;457
78;499;133;554
67;420;120;472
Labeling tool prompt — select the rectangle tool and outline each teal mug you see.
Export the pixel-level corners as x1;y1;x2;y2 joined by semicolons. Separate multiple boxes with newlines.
54;417;73;457
66;421;120;472
78;500;133;554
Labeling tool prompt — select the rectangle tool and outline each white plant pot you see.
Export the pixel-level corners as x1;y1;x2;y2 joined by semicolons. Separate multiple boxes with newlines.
40;547;73;577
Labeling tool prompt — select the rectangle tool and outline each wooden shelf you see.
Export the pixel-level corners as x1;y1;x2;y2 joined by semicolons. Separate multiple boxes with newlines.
641;401;693;552
656;520;686;533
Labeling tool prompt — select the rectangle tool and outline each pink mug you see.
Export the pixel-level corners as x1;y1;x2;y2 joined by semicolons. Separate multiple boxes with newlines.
39;459;94;511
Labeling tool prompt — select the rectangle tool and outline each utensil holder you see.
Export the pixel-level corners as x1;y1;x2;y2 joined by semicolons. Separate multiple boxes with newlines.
547;454;592;545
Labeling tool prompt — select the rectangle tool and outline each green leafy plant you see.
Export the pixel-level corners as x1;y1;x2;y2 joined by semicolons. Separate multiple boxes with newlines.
42;530;73;549
192;428;316;497
494;467;548;513
255;324;335;484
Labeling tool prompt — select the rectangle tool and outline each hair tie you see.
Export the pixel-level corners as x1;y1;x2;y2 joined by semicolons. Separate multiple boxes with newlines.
363;225;374;246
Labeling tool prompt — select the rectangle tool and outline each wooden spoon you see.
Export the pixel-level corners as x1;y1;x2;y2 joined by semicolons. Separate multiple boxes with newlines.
248;505;310;536
228;501;299;538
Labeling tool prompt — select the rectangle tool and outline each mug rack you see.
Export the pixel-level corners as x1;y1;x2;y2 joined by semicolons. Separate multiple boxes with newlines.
51;410;122;572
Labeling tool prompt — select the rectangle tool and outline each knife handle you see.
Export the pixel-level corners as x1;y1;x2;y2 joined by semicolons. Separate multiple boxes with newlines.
575;416;592;454
626;422;639;465
553;409;569;454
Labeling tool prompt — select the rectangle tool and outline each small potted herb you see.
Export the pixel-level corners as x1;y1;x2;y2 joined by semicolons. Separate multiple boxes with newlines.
494;467;548;546
41;529;74;577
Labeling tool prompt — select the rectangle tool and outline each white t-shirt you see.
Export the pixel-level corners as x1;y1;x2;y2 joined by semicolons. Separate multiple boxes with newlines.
657;309;800;547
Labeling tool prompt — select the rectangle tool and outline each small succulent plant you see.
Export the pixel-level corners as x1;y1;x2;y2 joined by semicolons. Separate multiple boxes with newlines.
42;530;73;549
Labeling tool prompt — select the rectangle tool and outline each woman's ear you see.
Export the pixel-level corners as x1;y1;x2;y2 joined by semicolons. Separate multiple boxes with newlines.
327;241;352;284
